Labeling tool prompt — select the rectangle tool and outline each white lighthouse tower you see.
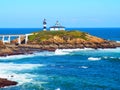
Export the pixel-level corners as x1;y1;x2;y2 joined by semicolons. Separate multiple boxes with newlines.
43;19;47;31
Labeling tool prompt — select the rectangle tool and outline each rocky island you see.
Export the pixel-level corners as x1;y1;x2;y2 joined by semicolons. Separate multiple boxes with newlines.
0;30;120;56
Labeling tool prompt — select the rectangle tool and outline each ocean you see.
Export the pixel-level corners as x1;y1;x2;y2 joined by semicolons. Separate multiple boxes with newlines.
0;28;120;90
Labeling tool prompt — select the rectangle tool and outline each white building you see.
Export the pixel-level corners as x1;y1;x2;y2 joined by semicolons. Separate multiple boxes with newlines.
50;21;65;31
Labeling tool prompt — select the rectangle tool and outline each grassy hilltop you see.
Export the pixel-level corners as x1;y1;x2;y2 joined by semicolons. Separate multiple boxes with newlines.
28;30;104;44
29;30;87;41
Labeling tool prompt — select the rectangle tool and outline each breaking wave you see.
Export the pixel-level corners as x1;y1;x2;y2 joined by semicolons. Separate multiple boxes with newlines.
0;63;45;84
55;88;61;90
0;48;95;60
116;41;120;43
0;63;45;71
103;56;120;60
0;51;55;60
88;56;120;61
88;57;101;61
97;48;120;53
0;48;120;60
55;48;94;55
80;66;88;69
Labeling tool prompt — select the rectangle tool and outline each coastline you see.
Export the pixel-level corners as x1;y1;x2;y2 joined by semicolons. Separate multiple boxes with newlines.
0;41;120;57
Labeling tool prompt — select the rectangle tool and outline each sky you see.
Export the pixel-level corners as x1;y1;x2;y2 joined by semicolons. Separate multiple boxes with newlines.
0;0;120;28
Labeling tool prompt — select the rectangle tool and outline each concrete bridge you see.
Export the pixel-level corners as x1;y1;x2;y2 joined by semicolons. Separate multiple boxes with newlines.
0;34;33;44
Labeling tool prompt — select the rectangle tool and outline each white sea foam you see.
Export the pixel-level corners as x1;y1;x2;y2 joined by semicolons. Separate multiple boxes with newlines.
0;73;36;84
103;56;108;59
80;66;88;69
103;56;120;60
33;51;55;56
55;49;69;55
116;41;120;43
55;48;94;55
56;48;94;52
0;51;55;60
55;48;120;56
88;57;101;61
55;47;120;54
0;54;35;60
98;47;120;53
0;48;120;60
110;57;115;59
55;88;61;90
0;63;45;71
0;63;45;84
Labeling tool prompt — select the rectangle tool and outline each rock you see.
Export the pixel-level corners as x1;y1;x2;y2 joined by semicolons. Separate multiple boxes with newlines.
0;78;17;88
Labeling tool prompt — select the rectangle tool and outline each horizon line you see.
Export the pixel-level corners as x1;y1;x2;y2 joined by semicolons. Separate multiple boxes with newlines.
0;27;120;29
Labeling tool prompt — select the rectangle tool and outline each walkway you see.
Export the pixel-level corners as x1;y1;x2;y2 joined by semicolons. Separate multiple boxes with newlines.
0;34;33;44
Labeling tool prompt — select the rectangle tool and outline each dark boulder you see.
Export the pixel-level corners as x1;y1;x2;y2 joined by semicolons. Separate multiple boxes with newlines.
0;78;17;88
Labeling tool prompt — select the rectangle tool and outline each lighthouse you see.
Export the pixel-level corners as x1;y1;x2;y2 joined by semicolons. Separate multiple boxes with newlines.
43;19;47;31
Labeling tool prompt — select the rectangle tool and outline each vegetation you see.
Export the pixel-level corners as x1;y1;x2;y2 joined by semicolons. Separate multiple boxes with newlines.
28;30;88;43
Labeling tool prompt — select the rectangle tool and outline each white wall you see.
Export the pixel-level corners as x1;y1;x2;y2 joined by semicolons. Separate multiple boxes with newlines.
50;28;65;31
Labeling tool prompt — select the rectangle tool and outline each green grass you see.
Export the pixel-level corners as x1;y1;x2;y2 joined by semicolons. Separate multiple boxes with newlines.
28;30;88;43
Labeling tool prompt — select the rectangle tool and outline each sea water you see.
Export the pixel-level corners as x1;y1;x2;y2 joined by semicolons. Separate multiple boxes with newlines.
0;28;120;90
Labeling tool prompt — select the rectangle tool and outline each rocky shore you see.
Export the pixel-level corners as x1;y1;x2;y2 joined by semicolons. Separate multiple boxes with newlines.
0;38;120;57
0;78;17;88
19;41;120;51
0;40;120;57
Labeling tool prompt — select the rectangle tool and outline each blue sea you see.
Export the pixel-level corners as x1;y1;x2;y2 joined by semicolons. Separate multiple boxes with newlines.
0;28;120;90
